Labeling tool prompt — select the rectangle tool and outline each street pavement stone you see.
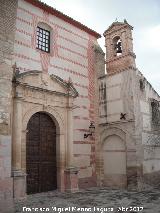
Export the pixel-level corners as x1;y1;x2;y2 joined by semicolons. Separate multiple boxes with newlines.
14;187;160;213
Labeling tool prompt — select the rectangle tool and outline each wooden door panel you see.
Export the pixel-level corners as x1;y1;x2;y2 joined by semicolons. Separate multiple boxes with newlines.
40;163;57;192
26;163;39;194
26;112;57;194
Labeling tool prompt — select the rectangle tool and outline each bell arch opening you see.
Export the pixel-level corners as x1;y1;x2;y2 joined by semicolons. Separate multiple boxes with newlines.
113;36;122;56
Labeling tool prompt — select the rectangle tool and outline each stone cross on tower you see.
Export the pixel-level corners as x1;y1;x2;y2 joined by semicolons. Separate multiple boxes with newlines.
103;19;136;74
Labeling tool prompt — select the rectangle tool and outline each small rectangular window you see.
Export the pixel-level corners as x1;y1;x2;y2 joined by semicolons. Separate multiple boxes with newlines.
36;26;50;53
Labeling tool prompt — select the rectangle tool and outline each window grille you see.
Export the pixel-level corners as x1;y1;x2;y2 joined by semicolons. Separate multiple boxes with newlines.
36;26;50;53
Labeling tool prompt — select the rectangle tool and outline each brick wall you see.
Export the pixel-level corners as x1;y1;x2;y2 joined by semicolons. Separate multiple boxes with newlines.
0;0;18;208
0;0;17;63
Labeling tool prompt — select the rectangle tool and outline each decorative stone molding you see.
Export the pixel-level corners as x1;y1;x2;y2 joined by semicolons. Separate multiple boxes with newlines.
11;70;79;197
100;126;126;146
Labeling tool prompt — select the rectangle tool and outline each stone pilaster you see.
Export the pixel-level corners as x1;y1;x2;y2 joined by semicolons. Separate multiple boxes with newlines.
12;94;26;199
66;104;74;167
12;96;23;171
65;96;79;192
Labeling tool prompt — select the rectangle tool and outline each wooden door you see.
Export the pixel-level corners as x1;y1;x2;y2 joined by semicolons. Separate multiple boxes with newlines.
26;112;57;194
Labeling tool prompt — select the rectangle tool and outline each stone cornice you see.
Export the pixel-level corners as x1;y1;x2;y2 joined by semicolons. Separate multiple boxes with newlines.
14;81;75;98
104;21;133;37
99;119;135;126
106;66;137;77
106;52;136;64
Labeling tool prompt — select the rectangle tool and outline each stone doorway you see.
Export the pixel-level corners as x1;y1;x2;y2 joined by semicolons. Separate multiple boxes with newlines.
26;112;57;194
12;71;79;198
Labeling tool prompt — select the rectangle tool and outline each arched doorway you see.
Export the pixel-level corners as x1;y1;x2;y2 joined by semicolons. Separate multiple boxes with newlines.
103;135;127;188
26;112;57;194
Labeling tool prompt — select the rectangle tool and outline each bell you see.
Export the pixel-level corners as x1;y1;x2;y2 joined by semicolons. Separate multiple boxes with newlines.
116;41;122;53
116;48;122;53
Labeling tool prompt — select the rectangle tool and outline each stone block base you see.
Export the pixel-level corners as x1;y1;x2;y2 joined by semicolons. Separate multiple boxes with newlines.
12;170;26;199
64;167;79;192
79;177;97;189
0;199;14;213
0;177;14;213
103;174;127;189
127;166;138;191
142;171;160;189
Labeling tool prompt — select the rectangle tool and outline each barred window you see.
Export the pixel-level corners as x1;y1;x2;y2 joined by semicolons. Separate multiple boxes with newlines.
36;26;50;53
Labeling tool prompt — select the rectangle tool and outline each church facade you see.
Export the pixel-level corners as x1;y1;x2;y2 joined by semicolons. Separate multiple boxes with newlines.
0;0;160;206
0;0;101;202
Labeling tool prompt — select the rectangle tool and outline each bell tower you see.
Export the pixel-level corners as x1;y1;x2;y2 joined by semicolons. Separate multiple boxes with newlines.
104;19;136;74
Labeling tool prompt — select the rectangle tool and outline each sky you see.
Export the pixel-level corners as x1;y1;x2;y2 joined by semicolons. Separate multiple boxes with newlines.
42;0;160;94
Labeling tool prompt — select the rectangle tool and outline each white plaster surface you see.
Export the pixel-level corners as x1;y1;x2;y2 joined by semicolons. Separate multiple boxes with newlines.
103;135;126;175
74;156;90;167
73;144;91;155
17;8;32;22
107;100;123;115
144;147;160;160
140;101;150;114
15;31;31;44
57;38;87;56
78;166;92;178
143;160;160;173
142;114;151;131
106;73;122;87
103;152;126;174
16;19;33;34
58;48;88;66
19;0;43;17
107;85;121;101
58;29;88;47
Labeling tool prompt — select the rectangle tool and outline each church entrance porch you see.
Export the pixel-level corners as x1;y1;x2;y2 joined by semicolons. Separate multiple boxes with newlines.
11;71;79;199
26;112;57;194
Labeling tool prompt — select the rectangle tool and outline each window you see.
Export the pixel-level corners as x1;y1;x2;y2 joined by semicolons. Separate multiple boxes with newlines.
139;79;145;91
99;82;106;100
151;99;160;126
36;26;50;53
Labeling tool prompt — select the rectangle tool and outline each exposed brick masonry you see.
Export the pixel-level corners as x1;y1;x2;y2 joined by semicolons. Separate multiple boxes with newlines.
0;0;18;210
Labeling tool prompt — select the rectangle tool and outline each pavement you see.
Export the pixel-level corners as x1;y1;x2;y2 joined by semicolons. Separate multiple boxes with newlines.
14;187;160;213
